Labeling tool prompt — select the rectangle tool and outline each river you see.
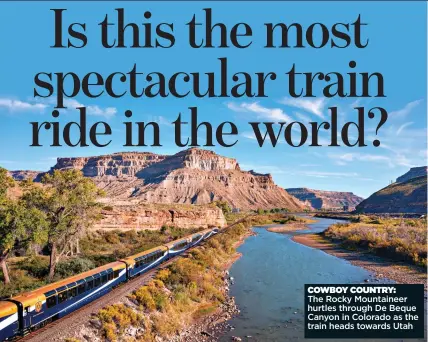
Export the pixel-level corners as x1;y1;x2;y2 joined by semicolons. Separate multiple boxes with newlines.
219;217;424;342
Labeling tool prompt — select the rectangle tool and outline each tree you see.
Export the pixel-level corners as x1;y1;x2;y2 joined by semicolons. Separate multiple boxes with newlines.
23;170;104;281
0;168;14;201
0;169;47;284
0;200;47;284
214;200;232;215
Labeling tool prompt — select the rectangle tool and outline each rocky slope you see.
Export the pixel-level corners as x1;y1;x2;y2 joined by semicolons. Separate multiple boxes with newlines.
43;148;305;211
286;188;363;210
356;167;427;214
396;166;427;183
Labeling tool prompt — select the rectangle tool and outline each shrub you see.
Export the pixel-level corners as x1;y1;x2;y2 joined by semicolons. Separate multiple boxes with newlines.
17;256;49;278
323;219;427;268
98;304;142;341
55;258;95;278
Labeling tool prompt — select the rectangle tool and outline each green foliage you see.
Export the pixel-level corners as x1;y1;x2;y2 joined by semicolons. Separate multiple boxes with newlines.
213;200;232;215
0;168;14;201
55;258;95;278
0;174;47;283
80;227;201;267
17;256;95;280
22;170;104;280
17;256;49;278
0;269;45;298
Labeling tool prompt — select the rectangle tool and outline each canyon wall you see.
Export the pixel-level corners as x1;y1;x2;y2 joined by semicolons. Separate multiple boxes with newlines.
47;148;306;211
286;188;363;210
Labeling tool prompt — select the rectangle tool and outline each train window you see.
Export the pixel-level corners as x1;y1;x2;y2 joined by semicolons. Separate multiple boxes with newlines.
173;241;187;250
101;275;108;284
68;287;77;299
113;270;120;278
78;283;85;295
87;280;94;290
94;277;101;287
108;272;113;281
46;296;57;308
58;291;67;303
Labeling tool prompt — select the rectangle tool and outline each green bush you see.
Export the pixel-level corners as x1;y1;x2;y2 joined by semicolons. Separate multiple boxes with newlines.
17;256;49;278
55;258;95;278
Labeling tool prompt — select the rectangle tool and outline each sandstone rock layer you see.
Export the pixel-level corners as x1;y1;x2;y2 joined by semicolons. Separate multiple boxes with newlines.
48;148;305;211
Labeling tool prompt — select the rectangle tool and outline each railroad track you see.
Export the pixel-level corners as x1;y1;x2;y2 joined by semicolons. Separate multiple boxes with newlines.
21;217;253;342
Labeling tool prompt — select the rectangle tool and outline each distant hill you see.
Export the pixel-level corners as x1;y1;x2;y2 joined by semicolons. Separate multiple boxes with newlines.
396;166;427;183
9;148;306;211
356;167;427;214
286;188;363;210
7;170;40;181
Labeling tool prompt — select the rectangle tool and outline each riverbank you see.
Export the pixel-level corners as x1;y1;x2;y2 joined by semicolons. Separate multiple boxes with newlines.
170;229;257;342
265;217;317;234
293;234;427;289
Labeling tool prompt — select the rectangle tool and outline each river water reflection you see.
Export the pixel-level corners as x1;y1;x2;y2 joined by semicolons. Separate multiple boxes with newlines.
219;217;424;342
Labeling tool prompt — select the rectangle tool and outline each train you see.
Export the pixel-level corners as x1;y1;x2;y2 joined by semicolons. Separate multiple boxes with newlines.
0;227;219;341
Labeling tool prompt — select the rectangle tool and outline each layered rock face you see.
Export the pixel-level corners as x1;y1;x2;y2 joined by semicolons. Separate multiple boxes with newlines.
286;188;363;210
52;152;167;178
48;148;305;211
95;203;227;230
356;167;427;214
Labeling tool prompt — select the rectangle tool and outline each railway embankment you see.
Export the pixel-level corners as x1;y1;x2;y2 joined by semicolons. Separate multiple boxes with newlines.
65;214;259;342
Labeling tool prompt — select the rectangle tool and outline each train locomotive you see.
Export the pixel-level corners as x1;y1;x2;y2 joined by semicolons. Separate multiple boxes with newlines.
0;227;219;341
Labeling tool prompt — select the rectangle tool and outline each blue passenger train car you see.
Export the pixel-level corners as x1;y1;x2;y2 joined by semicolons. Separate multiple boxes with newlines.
0;226;220;340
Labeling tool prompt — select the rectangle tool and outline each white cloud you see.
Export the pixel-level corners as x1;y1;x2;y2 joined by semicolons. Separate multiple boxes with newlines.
63;99;117;118
396;122;414;135
294;111;311;123
240;131;257;140
226;102;292;122
0;98;47;112
389;99;423;117
279;97;326;118
226;102;247;112
149;115;170;126
302;171;359;178
0;97;117;118
328;152;416;169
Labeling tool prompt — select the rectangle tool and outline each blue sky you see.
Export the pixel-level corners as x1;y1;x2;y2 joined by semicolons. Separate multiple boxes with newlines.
0;2;426;198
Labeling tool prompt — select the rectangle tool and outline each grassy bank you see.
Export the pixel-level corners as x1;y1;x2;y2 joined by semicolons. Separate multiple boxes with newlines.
92;218;253;341
323;216;427;268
